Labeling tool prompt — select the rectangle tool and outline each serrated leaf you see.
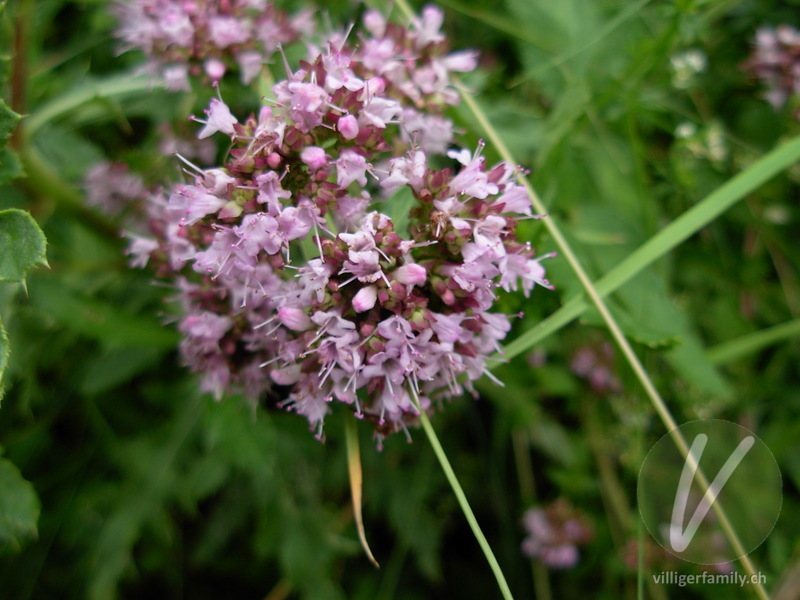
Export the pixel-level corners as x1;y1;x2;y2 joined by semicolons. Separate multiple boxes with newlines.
0;147;23;184
0;457;40;554
0;209;47;286
0;99;20;149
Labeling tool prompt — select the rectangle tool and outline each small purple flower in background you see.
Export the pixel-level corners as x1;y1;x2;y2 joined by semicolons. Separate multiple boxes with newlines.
571;342;622;394
743;25;800;115
522;499;593;569
84;162;146;215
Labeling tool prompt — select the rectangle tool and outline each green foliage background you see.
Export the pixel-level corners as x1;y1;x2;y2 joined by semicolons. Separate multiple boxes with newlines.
1;0;799;599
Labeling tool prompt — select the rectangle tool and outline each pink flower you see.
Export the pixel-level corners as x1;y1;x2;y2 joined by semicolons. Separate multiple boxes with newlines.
113;6;555;440
196;98;238;139
234;213;283;256
208;16;250;49
521;500;592;569
168;185;227;226
124;233;159;268
358;96;402;129
237;51;264;84
336;149;369;188
412;5;445;48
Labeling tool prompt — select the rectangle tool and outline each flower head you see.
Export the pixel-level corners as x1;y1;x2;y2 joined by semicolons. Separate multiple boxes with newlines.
105;5;551;442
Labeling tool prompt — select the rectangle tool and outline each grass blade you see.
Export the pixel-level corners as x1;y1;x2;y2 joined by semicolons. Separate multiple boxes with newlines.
345;416;380;568
707;318;800;365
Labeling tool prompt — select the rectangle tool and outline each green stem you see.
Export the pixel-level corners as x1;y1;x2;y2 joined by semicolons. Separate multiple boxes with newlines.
412;392;515;600
452;77;769;600
10;0;32;127
512;430;551;600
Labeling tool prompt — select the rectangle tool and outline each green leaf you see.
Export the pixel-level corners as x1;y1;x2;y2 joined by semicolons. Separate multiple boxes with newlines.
22;74;159;141
665;339;730;397
0;209;47;286
383;186;417;238
0;98;20;149
33;125;104;183
79;346;165;395
0;147;23;184
0;457;40;554
28;275;179;350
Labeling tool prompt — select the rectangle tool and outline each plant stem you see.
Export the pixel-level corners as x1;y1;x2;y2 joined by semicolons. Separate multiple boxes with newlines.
453;77;769;600
411;390;515;600
10;0;30;112
512;430;551;600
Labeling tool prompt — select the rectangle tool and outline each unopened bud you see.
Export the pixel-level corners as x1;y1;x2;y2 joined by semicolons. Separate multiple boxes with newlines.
278;307;313;331
394;263;426;286
352;285;378;312
338;114;359;140
301;146;328;170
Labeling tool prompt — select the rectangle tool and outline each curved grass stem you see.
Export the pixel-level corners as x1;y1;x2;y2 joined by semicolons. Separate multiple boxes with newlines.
452;78;769;600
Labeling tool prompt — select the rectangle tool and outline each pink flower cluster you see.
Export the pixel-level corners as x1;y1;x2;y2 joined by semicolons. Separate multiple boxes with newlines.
744;25;800;113
85;162;147;216
114;0;313;90
521;500;593;569
109;7;551;440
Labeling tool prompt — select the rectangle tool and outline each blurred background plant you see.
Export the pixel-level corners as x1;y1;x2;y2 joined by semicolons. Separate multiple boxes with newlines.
1;0;800;599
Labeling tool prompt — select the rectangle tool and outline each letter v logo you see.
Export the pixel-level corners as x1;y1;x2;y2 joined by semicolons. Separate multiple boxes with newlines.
669;433;755;553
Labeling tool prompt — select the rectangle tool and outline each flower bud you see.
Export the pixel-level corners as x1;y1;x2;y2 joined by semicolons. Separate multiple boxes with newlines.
300;146;327;170
204;58;226;82
338;114;359;140
352;285;378;312
394;263;427;286
278;307;313;331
